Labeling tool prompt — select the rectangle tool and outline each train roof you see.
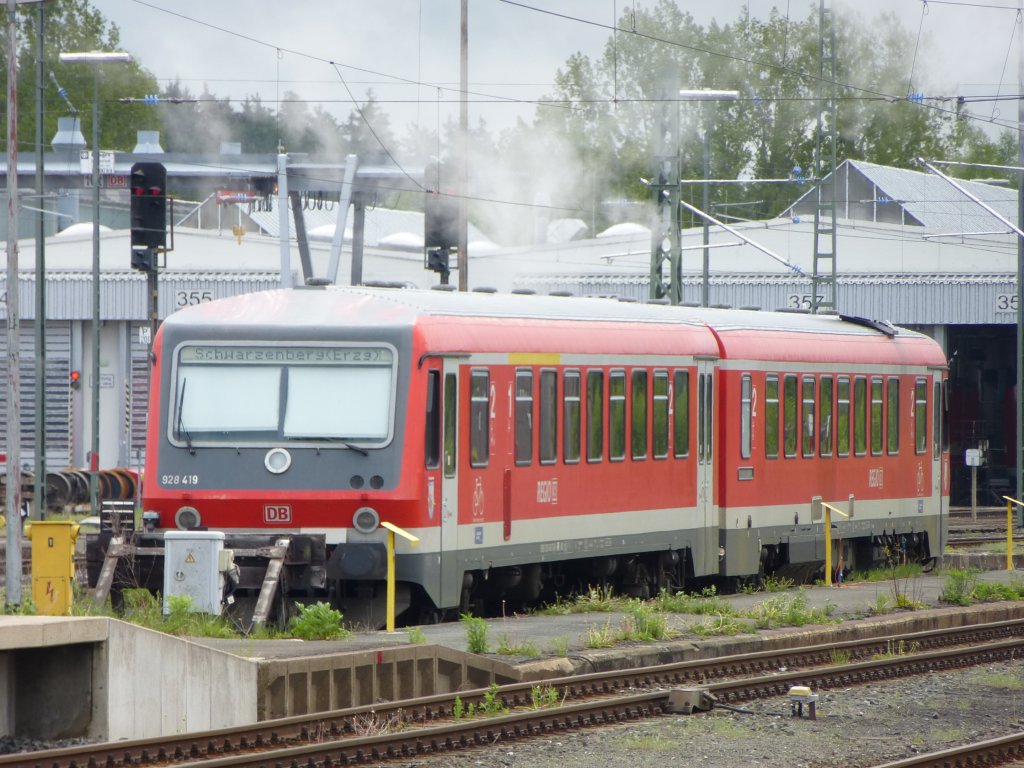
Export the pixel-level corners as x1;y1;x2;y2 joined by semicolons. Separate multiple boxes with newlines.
163;286;946;367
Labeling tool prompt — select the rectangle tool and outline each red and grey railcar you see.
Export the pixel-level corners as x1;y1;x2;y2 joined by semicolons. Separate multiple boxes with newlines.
94;285;947;625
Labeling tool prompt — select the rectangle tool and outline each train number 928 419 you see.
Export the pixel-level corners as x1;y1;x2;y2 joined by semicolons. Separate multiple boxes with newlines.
161;474;200;486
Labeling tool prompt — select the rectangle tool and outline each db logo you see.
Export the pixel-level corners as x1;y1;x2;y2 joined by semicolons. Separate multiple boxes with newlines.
263;504;292;524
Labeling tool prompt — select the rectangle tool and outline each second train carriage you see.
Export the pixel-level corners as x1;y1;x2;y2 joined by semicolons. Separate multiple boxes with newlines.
99;285;947;626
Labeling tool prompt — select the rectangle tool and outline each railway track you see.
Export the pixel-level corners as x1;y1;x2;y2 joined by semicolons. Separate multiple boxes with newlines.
869;732;1024;767
6;618;1024;768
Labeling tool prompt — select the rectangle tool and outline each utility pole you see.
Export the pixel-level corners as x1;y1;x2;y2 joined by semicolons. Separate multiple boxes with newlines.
457;0;468;291
1016;0;1023;510
648;75;680;304
5;0;23;606
33;1;45;520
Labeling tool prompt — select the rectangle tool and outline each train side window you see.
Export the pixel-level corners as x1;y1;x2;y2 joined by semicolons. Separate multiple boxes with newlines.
515;369;533;466
870;376;884;456
932;379;941;460
819;376;833;457
837;376;850;457
853;376;867;456
653;370;669;459
783;374;797;458
765;374;779;459
469;369;489;468
886;377;900;455
673;369;690;458
801;376;815;457
564;369;581;464
443;373;457;478
587;370;604;463
631;369;648;460
740;373;752;460
539;369;557;465
609;369;626;462
425;370;441;469
914;378;927;455
696;372;712;462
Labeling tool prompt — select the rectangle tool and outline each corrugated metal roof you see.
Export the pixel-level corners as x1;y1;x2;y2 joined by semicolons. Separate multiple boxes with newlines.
789;160;1017;233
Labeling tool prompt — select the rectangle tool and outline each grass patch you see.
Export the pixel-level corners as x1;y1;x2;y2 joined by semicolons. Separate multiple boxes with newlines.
530;684;565;709
972;671;1024;690
652;586;738;616
759;575;795;592
583;620;618;648
869;593;893;615
849;563;924;583
119;589;237;638
744;590;838;629
690;613;751;636
407;625;427;644
460;613;490;654
287;601;350;640
870;638;919;659
940;569;1024;606
546;635;570;656
538;585;625;615
621;599;678;641
830;648;851;665
495;632;540;657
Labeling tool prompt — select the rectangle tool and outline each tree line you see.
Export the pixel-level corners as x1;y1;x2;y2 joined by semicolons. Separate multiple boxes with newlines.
1;0;1016;243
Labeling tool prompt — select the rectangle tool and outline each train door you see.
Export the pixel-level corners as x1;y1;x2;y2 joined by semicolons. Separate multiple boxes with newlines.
438;361;461;608
931;370;948;546
696;359;719;575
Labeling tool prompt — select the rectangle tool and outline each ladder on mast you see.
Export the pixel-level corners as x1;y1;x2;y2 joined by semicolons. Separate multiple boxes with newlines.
812;0;838;313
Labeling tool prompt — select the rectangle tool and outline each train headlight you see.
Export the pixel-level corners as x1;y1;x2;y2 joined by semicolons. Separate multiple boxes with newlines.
352;506;380;534
174;506;201;530
264;447;292;474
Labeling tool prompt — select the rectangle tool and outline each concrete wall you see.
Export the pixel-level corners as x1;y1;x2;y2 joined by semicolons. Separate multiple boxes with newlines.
0;617;107;740
256;644;520;721
98;620;259;741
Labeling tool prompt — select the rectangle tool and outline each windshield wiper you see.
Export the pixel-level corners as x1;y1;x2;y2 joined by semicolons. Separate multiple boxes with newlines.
175;378;195;455
291;436;369;456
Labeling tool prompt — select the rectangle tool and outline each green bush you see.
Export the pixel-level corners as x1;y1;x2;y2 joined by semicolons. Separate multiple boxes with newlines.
460;613;490;653
288;601;349;641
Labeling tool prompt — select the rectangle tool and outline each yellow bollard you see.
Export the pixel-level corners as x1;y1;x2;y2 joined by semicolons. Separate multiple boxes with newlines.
380;521;420;633
25;520;80;615
1002;496;1022;572
813;498;849;587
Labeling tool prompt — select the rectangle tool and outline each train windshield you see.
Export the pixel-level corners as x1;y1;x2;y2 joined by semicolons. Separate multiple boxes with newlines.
170;344;396;446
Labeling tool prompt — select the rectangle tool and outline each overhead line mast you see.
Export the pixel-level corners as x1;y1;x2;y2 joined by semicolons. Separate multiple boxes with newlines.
811;0;838;314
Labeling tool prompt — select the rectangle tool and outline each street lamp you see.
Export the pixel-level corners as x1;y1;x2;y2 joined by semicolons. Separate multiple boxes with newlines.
58;51;130;514
679;90;738;307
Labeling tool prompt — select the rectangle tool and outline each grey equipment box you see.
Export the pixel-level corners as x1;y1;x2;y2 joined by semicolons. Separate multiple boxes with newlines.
163;530;226;614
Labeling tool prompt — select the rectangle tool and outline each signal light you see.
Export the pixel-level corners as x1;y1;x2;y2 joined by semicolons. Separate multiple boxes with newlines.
426;247;450;276
130;162;167;251
424;190;458;250
131;248;156;271
70;371;81;390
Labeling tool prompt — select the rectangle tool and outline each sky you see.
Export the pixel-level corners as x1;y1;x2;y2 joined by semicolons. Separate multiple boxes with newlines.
89;0;1024;145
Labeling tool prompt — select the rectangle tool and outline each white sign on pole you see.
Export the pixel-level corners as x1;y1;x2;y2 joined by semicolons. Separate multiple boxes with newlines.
79;150;116;175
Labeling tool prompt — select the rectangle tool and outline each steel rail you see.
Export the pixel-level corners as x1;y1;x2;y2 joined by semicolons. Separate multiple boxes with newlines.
868;730;1024;768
